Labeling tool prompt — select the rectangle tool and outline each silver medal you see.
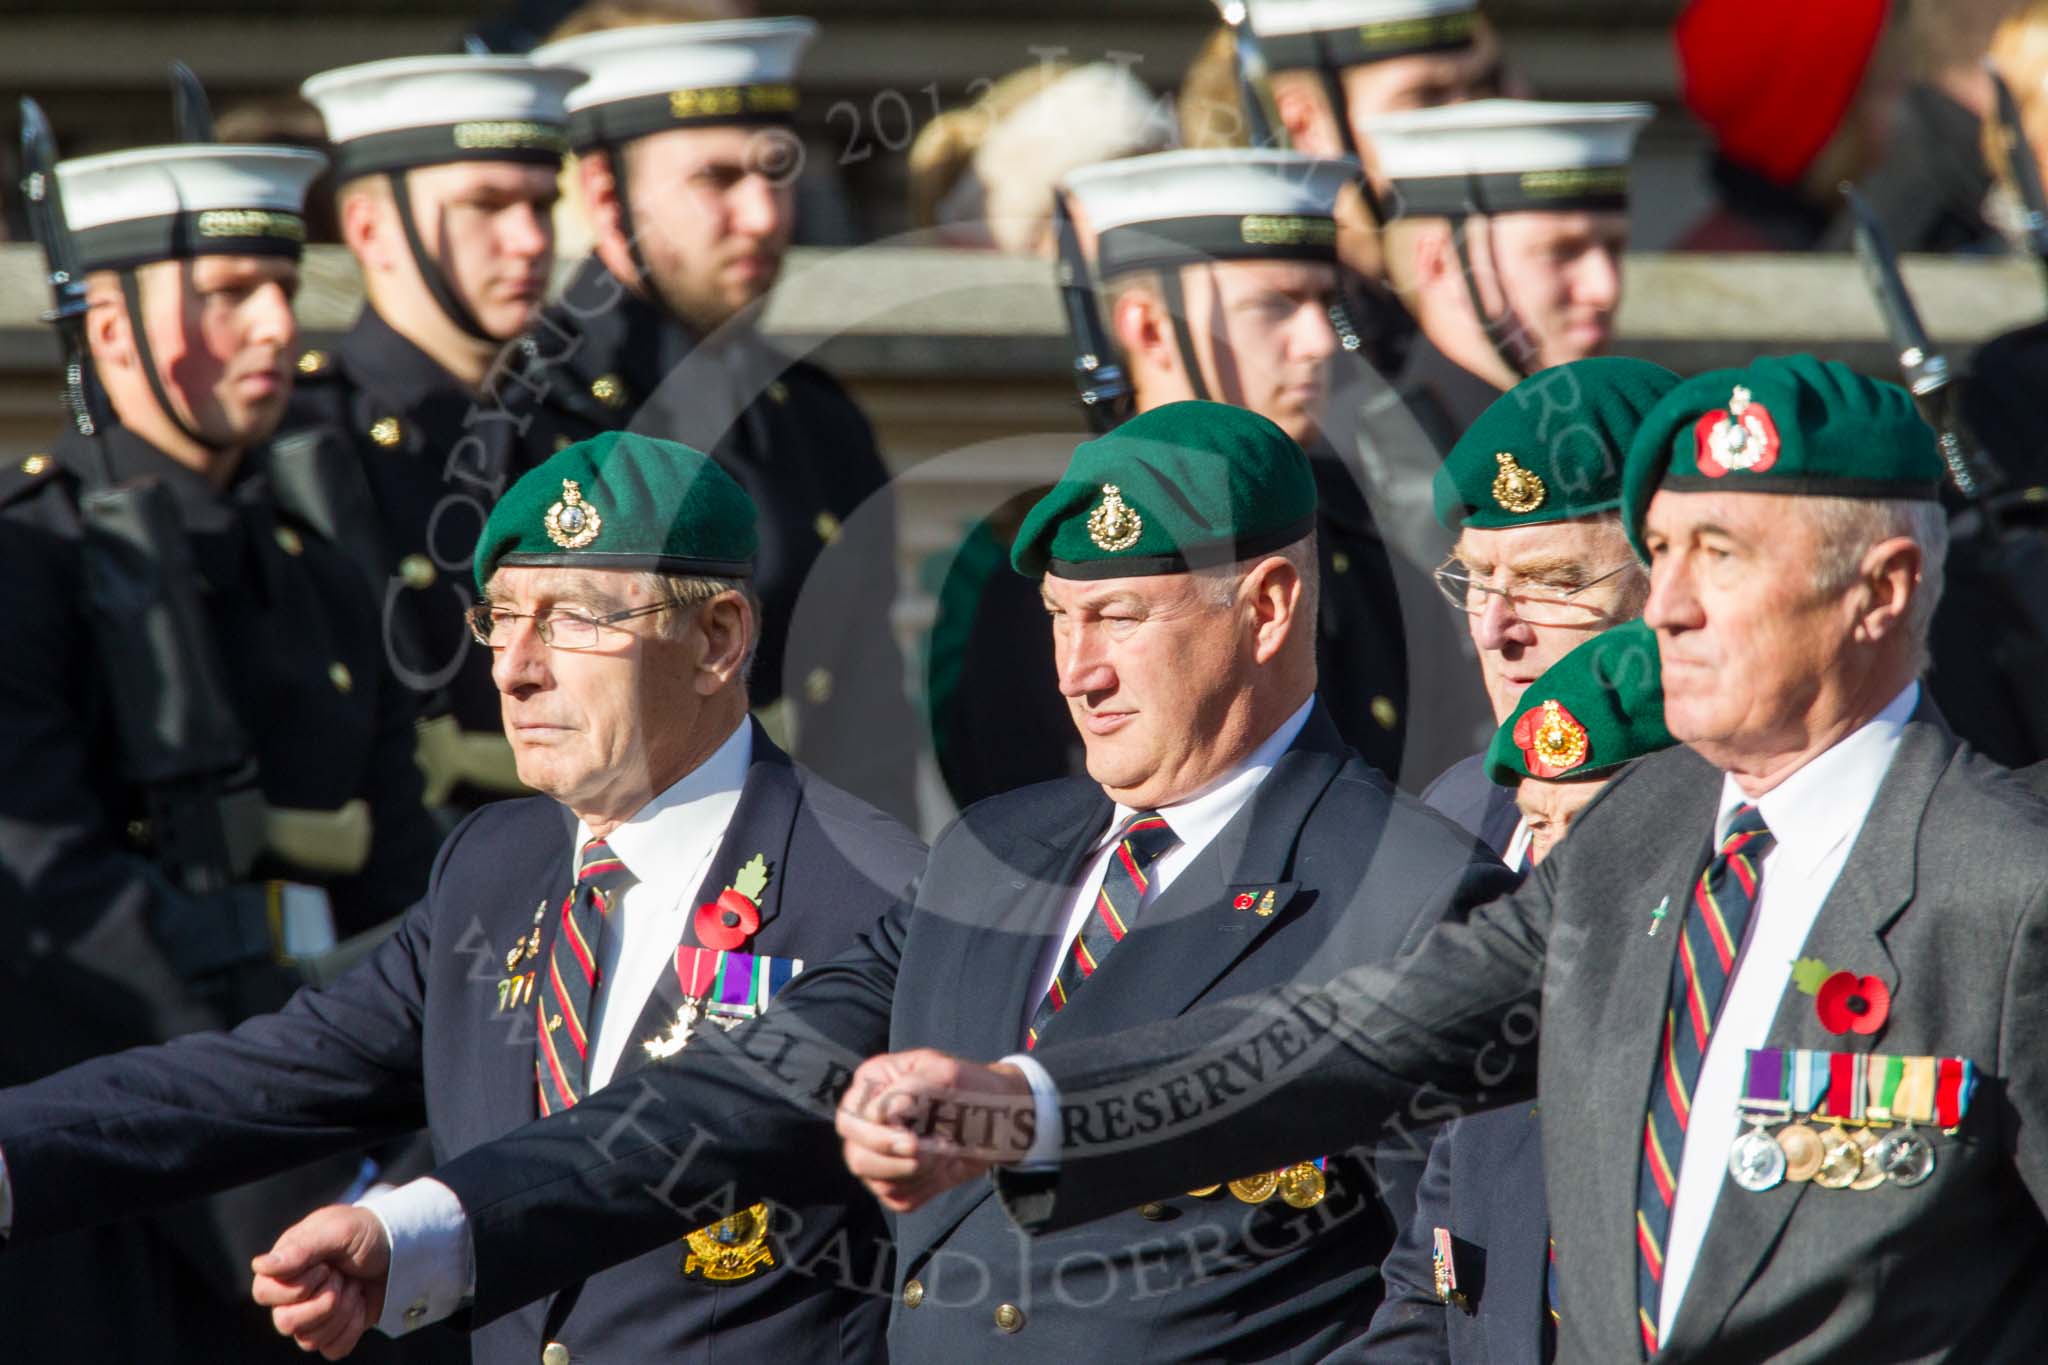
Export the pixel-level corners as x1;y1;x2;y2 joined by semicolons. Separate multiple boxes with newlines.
1872;1127;1936;1187
1729;1125;1787;1192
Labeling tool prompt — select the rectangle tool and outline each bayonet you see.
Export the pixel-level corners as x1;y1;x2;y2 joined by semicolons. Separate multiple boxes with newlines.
1843;182;2004;502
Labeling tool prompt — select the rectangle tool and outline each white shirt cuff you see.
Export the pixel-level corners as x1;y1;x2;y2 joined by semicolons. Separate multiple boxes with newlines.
998;1053;1062;1171
358;1177;474;1337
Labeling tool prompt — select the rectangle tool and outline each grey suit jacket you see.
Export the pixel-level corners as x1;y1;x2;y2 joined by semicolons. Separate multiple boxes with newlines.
1007;717;2048;1362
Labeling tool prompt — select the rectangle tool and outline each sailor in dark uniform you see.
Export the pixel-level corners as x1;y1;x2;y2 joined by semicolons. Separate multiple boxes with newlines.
930;149;1413;803
1335;99;1653;784
524;16;918;822
288;54;593;812
1355;618;1674;1365
0;433;925;1365
0;138;438;1362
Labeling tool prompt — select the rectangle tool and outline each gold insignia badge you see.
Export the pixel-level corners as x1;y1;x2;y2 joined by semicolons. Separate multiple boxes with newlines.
369;417;402;448
19;454;50;477
1514;698;1588;777
544;478;603;549
296;349;328;376
1086;483;1143;552
589;374;627;409
682;1202;776;1281
1491;452;1546;515
399;553;437;589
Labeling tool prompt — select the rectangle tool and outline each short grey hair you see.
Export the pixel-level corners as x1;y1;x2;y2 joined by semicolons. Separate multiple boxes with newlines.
1805;497;1949;670
1196;532;1322;626
633;570;761;682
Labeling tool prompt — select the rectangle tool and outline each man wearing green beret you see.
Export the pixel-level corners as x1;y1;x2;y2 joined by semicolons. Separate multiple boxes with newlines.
841;354;2048;1363
0;432;926;1365
264;401;1517;1361
1422;354;1674;868
1361;617;1673;1365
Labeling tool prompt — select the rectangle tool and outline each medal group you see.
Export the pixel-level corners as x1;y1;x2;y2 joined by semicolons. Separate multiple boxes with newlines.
1727;1048;1975;1194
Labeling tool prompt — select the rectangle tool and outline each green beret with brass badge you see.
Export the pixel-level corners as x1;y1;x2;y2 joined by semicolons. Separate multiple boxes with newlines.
473;430;756;590
1011;401;1318;579
1485;618;1672;785
1620;353;1945;561
1435;356;1680;531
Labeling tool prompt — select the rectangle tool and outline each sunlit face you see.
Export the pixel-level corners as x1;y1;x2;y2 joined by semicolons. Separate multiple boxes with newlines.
618;125;796;333
1042;568;1268;808
1640;490;1870;767
1515;774;1605;863
1463;210;1629;369
485;566;701;817
1453;517;1646;722
117;254;300;447
1177;259;1340;445
393;161;558;340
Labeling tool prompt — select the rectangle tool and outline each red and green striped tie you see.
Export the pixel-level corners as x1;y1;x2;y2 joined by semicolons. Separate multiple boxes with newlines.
1634;803;1774;1355
535;837;637;1114
1025;812;1180;1050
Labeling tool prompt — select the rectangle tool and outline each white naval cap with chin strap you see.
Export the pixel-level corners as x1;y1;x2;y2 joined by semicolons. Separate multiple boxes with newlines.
1062;147;1359;403
1365;98;1651;378
302;55;583;342
57;143;326;450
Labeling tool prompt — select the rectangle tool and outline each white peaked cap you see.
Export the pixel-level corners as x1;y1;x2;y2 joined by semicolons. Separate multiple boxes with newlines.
301;55;583;177
1063;148;1359;277
535;18;817;148
57;144;327;271
1365;99;1652;217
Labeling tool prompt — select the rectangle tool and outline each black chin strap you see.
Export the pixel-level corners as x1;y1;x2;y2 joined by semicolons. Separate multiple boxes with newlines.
386;170;496;344
1310;34;1388;228
118;267;228;453
1158;266;1214;403
603;144;663;312
1450;208;1539;381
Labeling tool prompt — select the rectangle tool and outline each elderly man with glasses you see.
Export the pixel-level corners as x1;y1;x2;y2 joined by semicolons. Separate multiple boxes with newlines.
0;431;925;1365
1421;356;1678;869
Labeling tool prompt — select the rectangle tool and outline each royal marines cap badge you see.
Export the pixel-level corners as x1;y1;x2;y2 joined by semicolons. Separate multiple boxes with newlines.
544;477;603;548
1512;699;1589;778
1086;483;1144;552
1694;385;1780;478
1491;452;1547;514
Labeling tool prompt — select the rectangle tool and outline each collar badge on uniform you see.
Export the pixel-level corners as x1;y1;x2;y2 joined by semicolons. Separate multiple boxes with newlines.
1694;384;1780;477
1087;482;1143;552
1514;698;1589;778
1491;451;1547;514
544;477;603;548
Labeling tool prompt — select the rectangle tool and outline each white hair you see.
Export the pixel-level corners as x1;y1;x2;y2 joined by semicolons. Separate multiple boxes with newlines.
1804;497;1949;670
633;571;761;681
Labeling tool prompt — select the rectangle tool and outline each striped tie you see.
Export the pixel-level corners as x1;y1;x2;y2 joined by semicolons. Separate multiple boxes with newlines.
534;837;637;1114
1634;803;1774;1355
1025;812;1179;1050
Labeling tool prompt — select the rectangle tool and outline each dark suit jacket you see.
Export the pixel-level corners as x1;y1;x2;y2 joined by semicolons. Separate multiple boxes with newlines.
1009;717;2048;1362
0;729;923;1365
419;703;1514;1362
1345;753;1547;1365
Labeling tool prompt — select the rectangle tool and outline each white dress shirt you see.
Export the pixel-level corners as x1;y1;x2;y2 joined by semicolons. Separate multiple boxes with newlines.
365;720;752;1337
1007;697;1315;1166
1657;682;1917;1336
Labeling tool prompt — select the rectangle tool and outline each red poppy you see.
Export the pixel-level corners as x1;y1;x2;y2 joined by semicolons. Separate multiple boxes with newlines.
1814;971;1889;1035
694;888;761;951
1233;893;1255;911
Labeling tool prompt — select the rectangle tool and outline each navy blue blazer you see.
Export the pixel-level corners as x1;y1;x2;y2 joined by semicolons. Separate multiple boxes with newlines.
1349;751;1548;1364
0;728;924;1365
412;703;1514;1362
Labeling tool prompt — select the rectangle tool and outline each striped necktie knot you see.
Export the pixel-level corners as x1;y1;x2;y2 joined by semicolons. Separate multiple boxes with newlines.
1718;803;1774;858
1024;810;1180;1050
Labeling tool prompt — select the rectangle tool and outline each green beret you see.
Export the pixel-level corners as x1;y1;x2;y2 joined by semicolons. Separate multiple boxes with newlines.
473;431;756;591
1486;619;1673;785
1011;402;1318;578
1435;356;1680;531
1620;354;1944;560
